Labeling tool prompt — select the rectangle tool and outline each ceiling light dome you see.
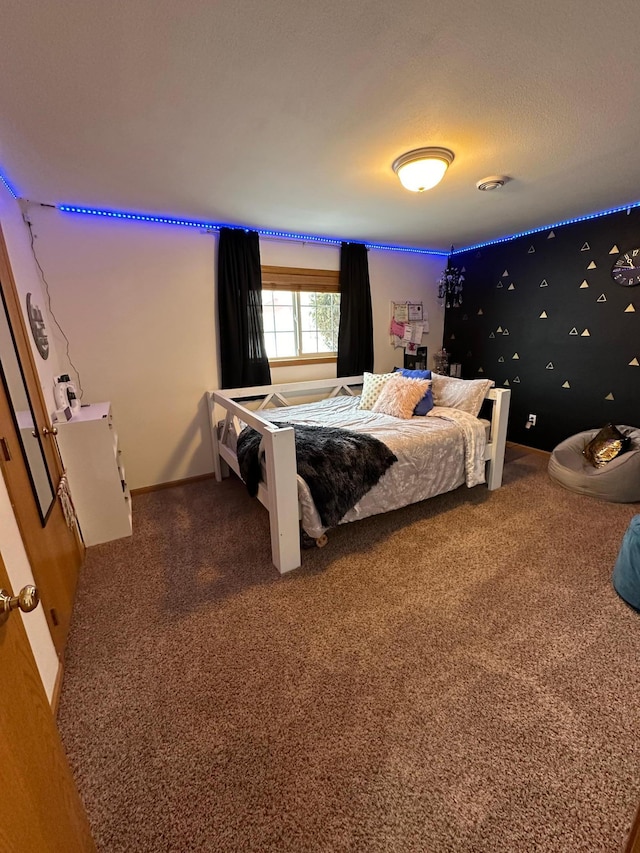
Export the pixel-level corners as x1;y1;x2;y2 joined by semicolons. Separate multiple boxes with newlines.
392;147;455;192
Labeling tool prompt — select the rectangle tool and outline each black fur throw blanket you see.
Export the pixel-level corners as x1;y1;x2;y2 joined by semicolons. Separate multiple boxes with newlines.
236;422;398;529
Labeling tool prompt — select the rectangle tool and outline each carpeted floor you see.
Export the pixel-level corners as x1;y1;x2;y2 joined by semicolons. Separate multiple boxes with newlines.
58;448;640;852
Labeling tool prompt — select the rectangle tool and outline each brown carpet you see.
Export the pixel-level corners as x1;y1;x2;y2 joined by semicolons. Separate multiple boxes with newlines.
58;448;640;852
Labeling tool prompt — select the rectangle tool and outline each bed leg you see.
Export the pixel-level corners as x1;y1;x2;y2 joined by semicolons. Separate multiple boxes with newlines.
316;534;328;548
264;427;301;573
487;388;510;490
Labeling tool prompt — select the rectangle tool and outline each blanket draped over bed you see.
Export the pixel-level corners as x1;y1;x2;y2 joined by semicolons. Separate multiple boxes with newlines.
236;422;398;529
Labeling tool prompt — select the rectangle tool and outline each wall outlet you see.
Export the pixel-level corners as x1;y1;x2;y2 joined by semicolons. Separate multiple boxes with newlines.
528;414;537;426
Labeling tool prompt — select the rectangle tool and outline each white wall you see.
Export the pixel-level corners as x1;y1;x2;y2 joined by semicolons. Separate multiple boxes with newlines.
0;185;61;701
27;206;446;490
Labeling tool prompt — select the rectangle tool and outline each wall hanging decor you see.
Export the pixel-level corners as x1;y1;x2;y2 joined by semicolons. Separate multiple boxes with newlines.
25;292;49;359
438;246;464;308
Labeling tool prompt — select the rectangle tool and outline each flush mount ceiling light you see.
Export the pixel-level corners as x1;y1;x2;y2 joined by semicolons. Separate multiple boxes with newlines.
392;147;455;192
476;175;508;192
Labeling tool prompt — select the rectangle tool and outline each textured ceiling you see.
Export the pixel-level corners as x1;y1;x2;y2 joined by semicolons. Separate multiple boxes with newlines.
2;0;640;251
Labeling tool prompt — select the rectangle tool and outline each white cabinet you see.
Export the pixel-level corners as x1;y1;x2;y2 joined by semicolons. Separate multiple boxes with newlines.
55;402;132;546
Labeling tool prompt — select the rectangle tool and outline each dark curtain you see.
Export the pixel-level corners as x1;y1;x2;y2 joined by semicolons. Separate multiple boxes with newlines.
336;242;373;377
217;227;271;388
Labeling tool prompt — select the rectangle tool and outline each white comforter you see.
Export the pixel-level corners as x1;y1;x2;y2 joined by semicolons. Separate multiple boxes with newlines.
261;395;488;539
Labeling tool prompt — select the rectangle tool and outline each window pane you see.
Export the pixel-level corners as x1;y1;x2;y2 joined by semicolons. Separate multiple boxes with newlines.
262;304;275;333
262;290;274;307
301;331;319;354
274;305;295;332
264;332;278;359
274;332;296;357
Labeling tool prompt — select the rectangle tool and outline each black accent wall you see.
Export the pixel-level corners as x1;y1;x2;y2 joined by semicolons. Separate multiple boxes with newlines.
444;208;640;451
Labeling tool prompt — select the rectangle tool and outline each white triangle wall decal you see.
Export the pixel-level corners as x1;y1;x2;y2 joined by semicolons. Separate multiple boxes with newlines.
478;367;484;373
587;261;597;269
489;332;495;338
581;329;590;336
498;356;505;362
569;327;578;335
581;242;590;251
503;328;510;335
512;353;519;359
546;362;554;369
502;269;509;277
580;280;589;288
610;245;619;254
528;246;535;253
605;392;614;401
540;279;548;287
630;357;639;366
597;294;607;302
562;381;570;388
625;303;636;312
513;376;521;383
540;311;548;318
508;283;515;290
497;282;504;288
547;230;555;238
450;333;456;340
478;308;484;315
496;326;503;333
504;379;510;386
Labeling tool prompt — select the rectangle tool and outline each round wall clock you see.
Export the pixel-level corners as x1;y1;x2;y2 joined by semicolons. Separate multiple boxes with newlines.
611;248;640;286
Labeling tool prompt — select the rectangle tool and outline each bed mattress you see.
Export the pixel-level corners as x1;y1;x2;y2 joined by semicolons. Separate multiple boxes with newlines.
254;395;489;539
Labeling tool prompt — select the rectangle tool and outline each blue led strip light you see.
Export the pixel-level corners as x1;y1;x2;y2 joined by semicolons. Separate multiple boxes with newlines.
452;199;640;255
57;204;447;256
0;172;20;199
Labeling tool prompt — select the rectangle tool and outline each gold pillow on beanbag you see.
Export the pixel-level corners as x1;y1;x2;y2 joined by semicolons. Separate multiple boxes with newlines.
583;423;630;468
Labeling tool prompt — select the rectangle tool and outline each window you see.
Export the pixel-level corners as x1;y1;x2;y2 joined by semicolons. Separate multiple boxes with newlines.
261;266;340;364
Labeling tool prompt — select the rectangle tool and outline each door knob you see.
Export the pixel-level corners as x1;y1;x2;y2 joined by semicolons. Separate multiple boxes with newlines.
42;426;58;436
0;585;40;626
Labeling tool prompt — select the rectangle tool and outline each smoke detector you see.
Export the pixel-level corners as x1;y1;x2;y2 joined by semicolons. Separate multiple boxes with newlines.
476;175;508;192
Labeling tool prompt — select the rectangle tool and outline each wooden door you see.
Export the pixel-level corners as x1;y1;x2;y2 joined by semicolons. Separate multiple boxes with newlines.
0;225;83;655
0;554;95;851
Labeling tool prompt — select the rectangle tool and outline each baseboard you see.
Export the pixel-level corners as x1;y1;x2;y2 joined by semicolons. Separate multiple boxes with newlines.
131;472;217;496
506;441;551;458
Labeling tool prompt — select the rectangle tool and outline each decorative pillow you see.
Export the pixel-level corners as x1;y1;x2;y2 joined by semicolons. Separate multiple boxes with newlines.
431;373;494;417
371;374;431;419
583;423;631;468
393;367;434;415
358;372;394;410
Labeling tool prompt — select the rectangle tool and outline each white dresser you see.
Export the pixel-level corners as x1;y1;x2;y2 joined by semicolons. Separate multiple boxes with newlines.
55;402;132;546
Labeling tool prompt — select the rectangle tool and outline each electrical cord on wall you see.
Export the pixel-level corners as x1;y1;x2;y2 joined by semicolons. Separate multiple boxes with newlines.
24;210;85;401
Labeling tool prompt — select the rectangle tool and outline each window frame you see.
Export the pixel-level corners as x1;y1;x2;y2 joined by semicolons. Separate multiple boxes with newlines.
261;265;340;366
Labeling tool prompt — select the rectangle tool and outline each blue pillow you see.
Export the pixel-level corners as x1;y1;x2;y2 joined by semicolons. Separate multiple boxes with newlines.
393;367;433;415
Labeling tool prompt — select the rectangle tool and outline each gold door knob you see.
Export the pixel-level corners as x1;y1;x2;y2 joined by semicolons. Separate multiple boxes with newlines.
0;585;40;626
42;426;58;436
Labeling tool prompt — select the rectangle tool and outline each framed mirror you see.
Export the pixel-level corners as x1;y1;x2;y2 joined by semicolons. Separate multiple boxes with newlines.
0;286;55;523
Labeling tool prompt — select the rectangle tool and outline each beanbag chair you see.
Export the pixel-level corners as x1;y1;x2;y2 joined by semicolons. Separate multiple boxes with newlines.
548;426;640;503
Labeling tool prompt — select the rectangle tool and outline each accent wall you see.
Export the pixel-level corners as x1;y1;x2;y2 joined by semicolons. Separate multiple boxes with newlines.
444;207;640;450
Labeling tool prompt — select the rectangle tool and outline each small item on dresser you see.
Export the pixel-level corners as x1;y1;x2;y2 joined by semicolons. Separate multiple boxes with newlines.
52;406;72;424
583;423;630;468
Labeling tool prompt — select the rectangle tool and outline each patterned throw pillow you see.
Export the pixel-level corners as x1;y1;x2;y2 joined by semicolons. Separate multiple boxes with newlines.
371;374;431;419
431;374;494;417
358;372;394;410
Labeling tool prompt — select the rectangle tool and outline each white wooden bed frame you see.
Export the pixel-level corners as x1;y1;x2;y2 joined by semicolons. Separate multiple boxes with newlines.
207;376;510;575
